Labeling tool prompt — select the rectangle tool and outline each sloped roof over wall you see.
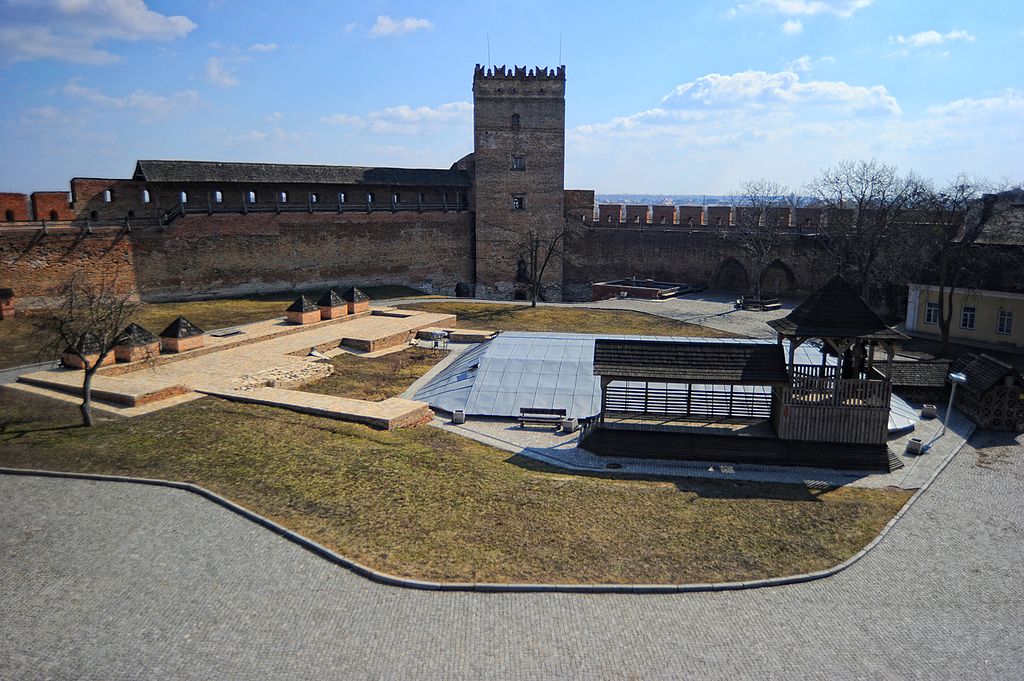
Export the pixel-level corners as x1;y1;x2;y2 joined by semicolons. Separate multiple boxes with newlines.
593;339;789;385
950;353;1023;395
133;160;471;187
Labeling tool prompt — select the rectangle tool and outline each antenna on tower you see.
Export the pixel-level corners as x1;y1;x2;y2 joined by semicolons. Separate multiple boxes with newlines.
486;33;491;70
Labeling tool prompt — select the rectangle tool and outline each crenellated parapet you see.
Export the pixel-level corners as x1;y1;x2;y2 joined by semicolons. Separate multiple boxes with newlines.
473;64;565;80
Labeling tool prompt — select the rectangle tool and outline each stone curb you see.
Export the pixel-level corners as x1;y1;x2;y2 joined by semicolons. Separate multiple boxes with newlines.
0;435;970;594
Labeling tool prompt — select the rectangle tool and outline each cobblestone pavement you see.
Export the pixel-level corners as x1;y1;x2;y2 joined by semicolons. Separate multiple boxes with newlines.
2;431;1023;680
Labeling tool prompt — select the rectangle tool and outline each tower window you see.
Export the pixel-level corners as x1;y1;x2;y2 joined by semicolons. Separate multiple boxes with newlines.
103;189;113;203
367;192;375;203
511;194;526;211
142;189;151;203
511;113;520;129
310;193;319;203
179;191;188;203
49;210;59;221
279;191;288;203
247;191;257;203
511;155;526;171
338;192;346;203
214;190;223;203
392;193;401;204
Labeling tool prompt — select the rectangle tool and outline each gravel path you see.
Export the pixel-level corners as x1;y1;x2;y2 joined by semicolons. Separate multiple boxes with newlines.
2;431;1022;680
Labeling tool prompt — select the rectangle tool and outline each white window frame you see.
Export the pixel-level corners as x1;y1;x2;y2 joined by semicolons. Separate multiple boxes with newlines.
960;305;976;330
511;194;526;211
997;309;1013;335
924;302;939;325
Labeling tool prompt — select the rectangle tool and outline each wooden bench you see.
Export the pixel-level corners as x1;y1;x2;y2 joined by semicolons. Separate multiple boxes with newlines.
517;407;567;428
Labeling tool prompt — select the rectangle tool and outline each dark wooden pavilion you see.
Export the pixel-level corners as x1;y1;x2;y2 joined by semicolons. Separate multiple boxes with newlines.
581;276;907;471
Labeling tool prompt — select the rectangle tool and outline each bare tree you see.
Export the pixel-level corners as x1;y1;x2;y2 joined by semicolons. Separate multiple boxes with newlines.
808;159;926;299
488;216;583;307
730;179;794;300
32;272;141;426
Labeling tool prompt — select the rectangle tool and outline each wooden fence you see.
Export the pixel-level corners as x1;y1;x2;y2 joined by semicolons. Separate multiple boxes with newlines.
603;383;772;419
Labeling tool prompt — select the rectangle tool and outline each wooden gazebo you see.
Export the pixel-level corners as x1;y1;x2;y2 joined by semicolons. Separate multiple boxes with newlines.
767;276;907;446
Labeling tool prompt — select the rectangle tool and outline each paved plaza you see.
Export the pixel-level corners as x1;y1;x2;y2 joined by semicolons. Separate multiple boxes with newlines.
2;430;1022;680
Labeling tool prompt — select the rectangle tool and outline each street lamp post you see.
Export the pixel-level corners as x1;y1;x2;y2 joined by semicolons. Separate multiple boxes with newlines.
941;371;968;438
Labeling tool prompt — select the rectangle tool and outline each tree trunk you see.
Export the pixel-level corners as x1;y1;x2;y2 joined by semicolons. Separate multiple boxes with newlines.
80;367;95;427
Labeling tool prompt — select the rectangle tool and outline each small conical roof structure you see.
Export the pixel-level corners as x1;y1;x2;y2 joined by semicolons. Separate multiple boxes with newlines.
342;286;369;303
64;331;103;355
160;316;205;338
286;295;320;313
767;275;906;341
317;289;345;307
117;323;159;347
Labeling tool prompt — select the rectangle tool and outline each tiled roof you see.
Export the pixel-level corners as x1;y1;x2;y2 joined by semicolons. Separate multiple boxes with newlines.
159;316;204;339
889;359;952;388
133;160;471;188
317;290;345;307
593;339;789;384
64;331;103;355
342;287;370;303
968;190;1024;246
117;323;159;347
768;275;907;341
950;353;1022;395
286;295;320;313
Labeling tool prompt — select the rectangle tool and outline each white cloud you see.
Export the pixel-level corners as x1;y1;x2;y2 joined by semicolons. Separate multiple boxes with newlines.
369;15;433;38
247;42;278;52
0;0;196;64
890;29;976;49
728;0;873;19
344;22;358;34
322;101;471;134
62;81;201;119
226;127;305;145
926;89;1024;117
786;54;835;72
264;111;283;123
204;57;239;88
781;19;803;34
662;69;900;114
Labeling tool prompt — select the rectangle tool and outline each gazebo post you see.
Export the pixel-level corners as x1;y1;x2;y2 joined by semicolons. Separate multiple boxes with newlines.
599;376;609;425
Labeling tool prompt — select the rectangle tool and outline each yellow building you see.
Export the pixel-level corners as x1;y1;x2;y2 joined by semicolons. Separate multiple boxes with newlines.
906;284;1024;351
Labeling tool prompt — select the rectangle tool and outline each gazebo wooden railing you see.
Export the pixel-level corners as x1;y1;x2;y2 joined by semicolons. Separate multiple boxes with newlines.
602;382;772;420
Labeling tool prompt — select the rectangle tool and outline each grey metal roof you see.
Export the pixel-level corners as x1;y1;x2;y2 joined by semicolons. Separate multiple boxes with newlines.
768;275;907;341
593;339;789;385
133;160;471;187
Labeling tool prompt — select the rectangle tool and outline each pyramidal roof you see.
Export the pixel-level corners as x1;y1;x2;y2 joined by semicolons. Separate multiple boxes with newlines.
767;275;907;341
342;286;369;303
317;289;345;307
64;331;103;355
118;323;159;347
159;316;205;338
287;295;320;313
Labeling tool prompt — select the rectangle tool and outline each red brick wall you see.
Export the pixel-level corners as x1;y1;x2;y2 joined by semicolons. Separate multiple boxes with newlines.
598;204;622;225
0;193;31;222
31;192;74;221
651;206;676;225
624;205;649;225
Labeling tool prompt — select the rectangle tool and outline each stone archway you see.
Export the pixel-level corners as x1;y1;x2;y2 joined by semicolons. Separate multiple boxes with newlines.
759;260;797;296
713;258;749;292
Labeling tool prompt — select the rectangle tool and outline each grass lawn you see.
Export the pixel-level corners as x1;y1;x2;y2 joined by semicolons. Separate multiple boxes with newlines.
0;388;912;585
402;301;733;336
0;285;427;370
303;347;445;401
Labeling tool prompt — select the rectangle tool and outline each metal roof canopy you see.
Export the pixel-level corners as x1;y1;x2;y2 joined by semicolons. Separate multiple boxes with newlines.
593;339;789;386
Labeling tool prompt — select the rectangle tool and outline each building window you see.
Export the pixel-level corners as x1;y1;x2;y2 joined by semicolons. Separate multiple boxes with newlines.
338;192;346;204
511;155;526;171
367;192;375;204
511;113;520;129
511;194;526;211
179;191;188;204
960;306;976;330
279;191;288;203
103;189;113;203
214;190;223;203
142;189;151;203
392;193;400;204
997;309;1013;335
49;210;58;221
924;302;939;325
310;193;319;204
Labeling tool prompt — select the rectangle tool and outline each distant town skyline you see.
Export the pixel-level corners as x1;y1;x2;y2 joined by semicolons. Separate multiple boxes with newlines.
1;0;1021;194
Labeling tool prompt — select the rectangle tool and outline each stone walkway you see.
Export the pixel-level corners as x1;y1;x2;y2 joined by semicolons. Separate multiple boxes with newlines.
1;432;1021;679
203;387;432;429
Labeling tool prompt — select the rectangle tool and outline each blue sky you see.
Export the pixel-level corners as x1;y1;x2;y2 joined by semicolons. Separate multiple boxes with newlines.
1;0;1021;194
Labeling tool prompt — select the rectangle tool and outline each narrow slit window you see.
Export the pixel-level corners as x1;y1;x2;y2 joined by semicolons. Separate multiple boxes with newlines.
4;210;13;222
310;193;319;203
49;210;59;221
103;189;113;203
179;191;188;203
392;193;400;204
511;155;526;171
142;189;151;203
511;194;526;211
338;192;346;203
214;190;223;203
247;191;257;203
279;191;288;203
90;210;98;220
511;113;520;129
367;192;375;204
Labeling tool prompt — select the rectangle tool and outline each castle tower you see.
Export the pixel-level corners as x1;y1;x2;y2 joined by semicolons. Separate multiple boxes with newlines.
472;64;566;300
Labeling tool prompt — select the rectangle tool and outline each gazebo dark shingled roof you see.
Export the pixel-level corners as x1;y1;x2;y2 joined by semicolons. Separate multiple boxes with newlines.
118;323;159;347
132;160;471;188
342;287;370;303
64;331;103;355
159;316;204;339
889;359;952;388
287;295;320;313
767;275;907;341
317;289;345;307
593;339;790;385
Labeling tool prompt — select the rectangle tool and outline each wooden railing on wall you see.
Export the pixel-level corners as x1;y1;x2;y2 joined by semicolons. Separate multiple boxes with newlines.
604;383;772;419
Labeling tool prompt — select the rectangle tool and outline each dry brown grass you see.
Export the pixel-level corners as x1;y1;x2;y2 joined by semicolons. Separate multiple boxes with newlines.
303;347;445;402
0;388;911;585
